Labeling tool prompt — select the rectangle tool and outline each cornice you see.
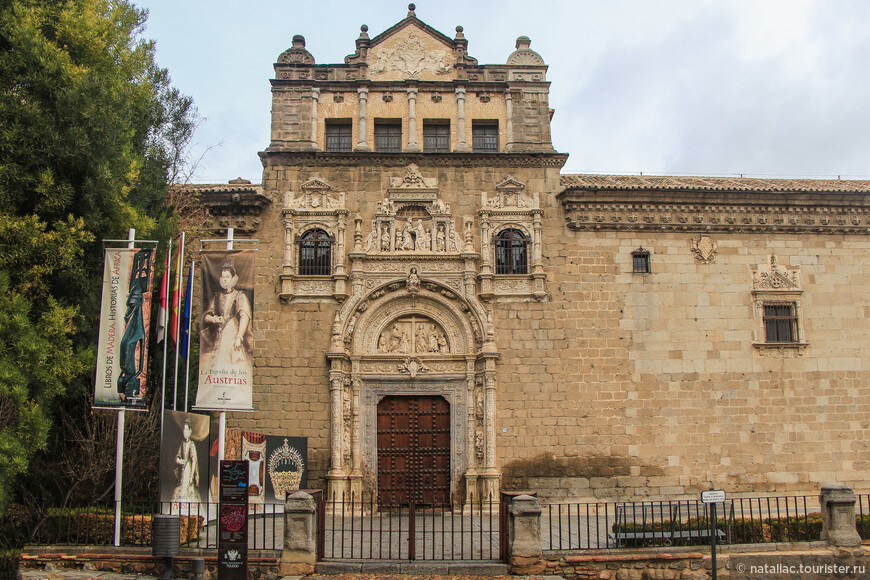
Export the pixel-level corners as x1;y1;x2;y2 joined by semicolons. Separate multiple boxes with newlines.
259;150;568;169
558;189;870;235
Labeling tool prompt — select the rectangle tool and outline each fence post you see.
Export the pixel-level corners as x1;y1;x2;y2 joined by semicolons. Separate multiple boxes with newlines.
281;491;317;575
820;484;862;547
507;494;544;575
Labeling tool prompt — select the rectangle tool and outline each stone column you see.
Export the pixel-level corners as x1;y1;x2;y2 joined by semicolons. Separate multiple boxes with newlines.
820;484;862;547
282;216;294;274
281;492;316;576
406;88;420;152
356;87;370;151
310;88;320;150
455;86;469;151
504;89;514;151
507;495;544;575
327;368;346;499
335;212;347;275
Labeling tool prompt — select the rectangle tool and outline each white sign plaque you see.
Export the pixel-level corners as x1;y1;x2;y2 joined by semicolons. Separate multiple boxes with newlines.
701;490;726;504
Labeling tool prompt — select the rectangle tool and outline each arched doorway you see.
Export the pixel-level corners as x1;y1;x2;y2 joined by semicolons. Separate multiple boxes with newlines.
377;395;451;507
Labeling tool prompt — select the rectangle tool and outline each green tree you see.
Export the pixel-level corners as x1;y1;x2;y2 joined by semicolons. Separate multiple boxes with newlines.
0;0;195;514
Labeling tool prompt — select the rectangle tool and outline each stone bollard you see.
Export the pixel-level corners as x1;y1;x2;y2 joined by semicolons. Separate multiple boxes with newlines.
281;491;317;576
820;484;862;547
507;494;545;575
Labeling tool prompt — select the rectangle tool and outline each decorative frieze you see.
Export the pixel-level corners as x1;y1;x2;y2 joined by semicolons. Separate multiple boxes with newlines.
558;187;870;235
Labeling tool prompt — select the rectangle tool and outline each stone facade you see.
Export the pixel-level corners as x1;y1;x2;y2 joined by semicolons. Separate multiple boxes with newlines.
185;6;870;505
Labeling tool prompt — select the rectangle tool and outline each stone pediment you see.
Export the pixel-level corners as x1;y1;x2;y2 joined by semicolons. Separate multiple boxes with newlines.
483;176;539;210
752;255;801;291
284;175;345;211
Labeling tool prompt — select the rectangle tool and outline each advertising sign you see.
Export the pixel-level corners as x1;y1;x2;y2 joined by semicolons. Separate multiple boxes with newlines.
218;460;249;580
195;250;255;410
95;248;155;408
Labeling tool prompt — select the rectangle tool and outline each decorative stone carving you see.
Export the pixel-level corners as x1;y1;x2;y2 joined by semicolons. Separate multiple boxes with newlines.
280;175;349;302
278;35;315;65
691;235;718;263
376;315;450;355
368;32;454;80
752;255;800;290
507;36;545;66
397;357;431;378
479;176;547;301
391;163;437;189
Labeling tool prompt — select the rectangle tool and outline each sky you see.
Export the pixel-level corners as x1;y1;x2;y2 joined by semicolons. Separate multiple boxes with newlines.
136;0;870;184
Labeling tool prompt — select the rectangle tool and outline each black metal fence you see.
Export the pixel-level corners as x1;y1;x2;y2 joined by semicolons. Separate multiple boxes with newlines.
21;502;282;551
544;495;823;550
317;493;503;561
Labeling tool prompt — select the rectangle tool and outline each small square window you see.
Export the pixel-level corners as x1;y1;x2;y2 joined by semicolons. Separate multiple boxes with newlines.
472;121;499;152
632;247;650;273
374;120;402;152
763;303;798;343
423;121;450;152
325;121;352;152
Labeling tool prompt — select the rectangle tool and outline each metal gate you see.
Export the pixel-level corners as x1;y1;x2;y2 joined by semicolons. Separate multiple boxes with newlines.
377;395;451;507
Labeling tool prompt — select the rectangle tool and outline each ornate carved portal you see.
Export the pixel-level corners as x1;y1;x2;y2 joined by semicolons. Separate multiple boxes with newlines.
323;164;501;510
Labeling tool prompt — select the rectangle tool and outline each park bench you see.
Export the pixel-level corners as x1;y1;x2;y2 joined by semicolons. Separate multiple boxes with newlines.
609;502;731;547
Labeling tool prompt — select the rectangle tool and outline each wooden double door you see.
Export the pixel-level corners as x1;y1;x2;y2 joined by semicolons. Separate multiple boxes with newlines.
377;395;451;507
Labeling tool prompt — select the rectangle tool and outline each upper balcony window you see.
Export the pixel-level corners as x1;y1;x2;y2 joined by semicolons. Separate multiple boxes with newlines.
424;121;450;152
494;228;529;274
325;120;352;152
375;120;402;152
472;121;499;152
298;229;333;275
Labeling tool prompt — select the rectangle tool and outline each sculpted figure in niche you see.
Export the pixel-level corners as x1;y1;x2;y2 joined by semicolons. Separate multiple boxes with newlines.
377;333;387;353
437;331;448;352
435;225;446;252
365;226;379;252
380;225;391;251
401;221;414;251
415;325;427;353
414;219;430;251
449;228;463;252
427;327;439;352
388;324;403;352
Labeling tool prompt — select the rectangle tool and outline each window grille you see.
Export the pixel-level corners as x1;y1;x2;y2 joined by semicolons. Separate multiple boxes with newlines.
632;247;650;273
325;122;352;152
375;121;402;152
494;229;529;275
298;229;332;276
472;122;499;152
423;122;450;152
763;303;798;343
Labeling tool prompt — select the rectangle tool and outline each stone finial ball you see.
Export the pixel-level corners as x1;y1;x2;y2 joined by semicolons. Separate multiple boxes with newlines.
408;3;415;11
456;25;463;32
361;24;368;32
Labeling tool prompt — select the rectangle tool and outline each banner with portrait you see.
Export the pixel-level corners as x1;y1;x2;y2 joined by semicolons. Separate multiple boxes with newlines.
159;410;212;504
195;250;255;410
94;248;155;408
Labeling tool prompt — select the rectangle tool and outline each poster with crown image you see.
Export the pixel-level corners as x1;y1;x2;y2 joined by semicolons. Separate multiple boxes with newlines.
195;250;255;411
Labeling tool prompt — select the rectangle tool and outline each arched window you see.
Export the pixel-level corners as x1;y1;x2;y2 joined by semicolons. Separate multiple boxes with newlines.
298;229;332;275
494;228;529;275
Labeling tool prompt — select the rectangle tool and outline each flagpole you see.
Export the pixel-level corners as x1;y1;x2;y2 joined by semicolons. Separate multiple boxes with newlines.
159;237;172;445
217;228;233;466
172;232;186;410
183;260;194;412
114;228;135;547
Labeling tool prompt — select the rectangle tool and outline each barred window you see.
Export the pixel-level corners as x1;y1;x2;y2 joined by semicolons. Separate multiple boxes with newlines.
763;303;798;343
494;229;529;275
472;121;499;152
632;247;650;273
298;229;332;276
374;120;402;152
423;121;450;152
325;121;352;152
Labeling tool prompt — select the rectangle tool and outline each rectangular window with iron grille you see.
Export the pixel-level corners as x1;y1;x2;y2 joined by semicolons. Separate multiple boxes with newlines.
472;121;499;152
375;120;402;152
423;121;450;152
325;121;352;152
763;303;798;343
632;248;650;273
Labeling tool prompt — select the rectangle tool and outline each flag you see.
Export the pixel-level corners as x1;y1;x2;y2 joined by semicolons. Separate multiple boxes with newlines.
156;247;170;343
179;261;194;359
168;235;184;348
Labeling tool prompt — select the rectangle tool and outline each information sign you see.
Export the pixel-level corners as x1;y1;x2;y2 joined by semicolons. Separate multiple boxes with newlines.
701;489;726;504
218;460;248;580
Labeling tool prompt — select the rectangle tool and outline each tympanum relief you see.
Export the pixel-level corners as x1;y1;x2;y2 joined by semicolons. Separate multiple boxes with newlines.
376;315;450;355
